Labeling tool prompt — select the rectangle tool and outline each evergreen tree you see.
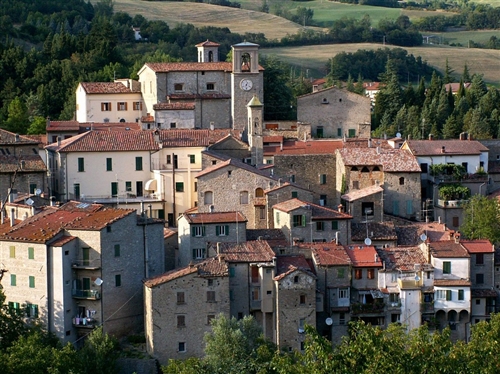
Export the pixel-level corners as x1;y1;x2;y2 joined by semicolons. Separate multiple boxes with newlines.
461;195;500;244
443;58;454;84
4;97;29;134
346;73;355;92
354;73;364;95
442;115;461;139
462;62;471;82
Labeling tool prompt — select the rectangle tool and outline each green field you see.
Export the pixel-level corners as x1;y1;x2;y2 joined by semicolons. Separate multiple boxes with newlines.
261;43;500;85
432;29;500;46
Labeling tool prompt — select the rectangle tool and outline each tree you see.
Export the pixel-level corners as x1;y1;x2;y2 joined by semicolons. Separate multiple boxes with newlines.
465;313;500;373
261;56;295;121
27;116;47;135
4;97;29;134
0;287;27;351
443;58;454;84
461;195;500;244
76;327;120;374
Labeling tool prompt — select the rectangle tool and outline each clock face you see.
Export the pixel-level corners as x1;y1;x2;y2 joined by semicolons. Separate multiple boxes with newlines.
240;79;253;91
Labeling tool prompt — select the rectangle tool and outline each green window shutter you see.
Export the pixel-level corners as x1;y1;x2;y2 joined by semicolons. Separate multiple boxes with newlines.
202;226;206;236
320;174;326;184
29;276;35;288
301;215;306;227
443;262;451;274
229;268;235;277
114;244;120;257
192;248;197;259
332;221;338;230
458;289;464;300
28;247;34;260
78;157;85;172
106;158;112;171
337;128;342;137
446;290;452;301
216;226;220;236
26;304;31;317
191;227;195;237
190;155;195;164
225;225;229;235
135;157;143;171
10;274;16;286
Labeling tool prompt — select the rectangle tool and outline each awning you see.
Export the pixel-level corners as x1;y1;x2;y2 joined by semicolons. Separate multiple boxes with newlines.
145;179;157;191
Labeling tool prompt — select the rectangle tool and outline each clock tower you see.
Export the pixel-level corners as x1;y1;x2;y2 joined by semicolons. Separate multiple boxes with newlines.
231;42;263;131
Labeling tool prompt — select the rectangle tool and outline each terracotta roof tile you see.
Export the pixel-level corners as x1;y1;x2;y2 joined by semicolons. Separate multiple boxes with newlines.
50;236;77;247
378;246;428;271
345;245;383;267
246;229;287;248
184;211;247;224
274;254;315;280
153;102;195;110
264;140;343;156
434;279;470;286
0;129;39;145
195;40;220;47
471;289;497;298
351;221;397;241
208;240;275;263
429;240;470;258
341;185;383;202
80;82;140;94
363;82;384;91
342;138;391;149
164;228;177;239
306;243;351;266
460;240;494;253
0;155;47;173
395;221;448;246
264;182;309;194
159;129;237;147
404;139;488;156
167;93;231;100
145;62;233;73
338;148;421;172
196;157;274;180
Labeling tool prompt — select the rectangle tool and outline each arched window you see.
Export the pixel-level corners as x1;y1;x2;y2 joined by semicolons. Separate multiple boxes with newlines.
241;52;251;70
208;51;213;62
255;188;264;198
204;191;213;205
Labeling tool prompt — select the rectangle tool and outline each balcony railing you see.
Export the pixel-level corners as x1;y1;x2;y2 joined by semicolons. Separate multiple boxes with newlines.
436;199;468;208
72;289;101;300
387;301;402;310
72;260;101;270
398;277;423;289
351;302;385;315
73;317;99;328
421;302;434;313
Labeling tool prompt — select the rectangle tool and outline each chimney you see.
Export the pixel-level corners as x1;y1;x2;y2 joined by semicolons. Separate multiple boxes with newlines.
429;134;433;141
10;208;15;227
441;146;445;153
468;133;473;141
454;232;460;243
8;188;17;203
57;136;61;147
335;231;339;244
210;122;214;131
376;146;380;154
153;129;160;144
343;134;347;142
438;216;441;224
459;132;466;141
46;117;50;130
368;138;372;148
140;201;145;216
337;204;344;213
407;134;411;140
216;242;221;256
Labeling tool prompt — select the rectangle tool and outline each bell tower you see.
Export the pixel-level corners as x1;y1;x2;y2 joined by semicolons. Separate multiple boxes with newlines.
247;95;263;166
231;42;263;132
196;40;220;62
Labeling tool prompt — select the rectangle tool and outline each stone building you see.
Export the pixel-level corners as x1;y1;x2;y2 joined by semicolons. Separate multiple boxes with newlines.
0;201;165;344
143;258;229;363
336;147;422;221
272;199;352;245
177;211;247;267
297;87;371;139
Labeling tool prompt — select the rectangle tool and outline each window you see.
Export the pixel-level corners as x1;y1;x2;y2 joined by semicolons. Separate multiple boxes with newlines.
332;221;339;230
8;302;20;310
443;261;451;274
339;312;346;325
167;155;171;164
355;269;362;279
252;288;260;301
339;288;348;299
10;274;16;286
176;182;184;192
29;183;37;194
316;221;324;231
255;188;264;198
207;315;215;325
115;274;122;287
125;181;132;192
177;315;186;327
337;268;345;278
362;202;374;216
114;244;120;257
436;290;446;299
177;292;185;304
207;291;216;302
476;273;484;284
26;304;38;318
216;225;229;236
174;83;184;91
259;207;266;220
275;212;280;225
170;122;176;129
291;191;298;198
476;253;484;265
320;174;327;184
206;83;215;90
293;215;306;227
476;299;481;305
458;289;464;301
193;248;206;259
106;158;112;171
229;267;235;278
204;191;213;205
290;175;296;183
101;102;111;111
117;102;127;111
189;155;195;164
240;191;249;204
320;195;327;206
421;163;428;173
28;247;34;260
208;279;213;286
29;276;35;288
446;290;452;301
294;276;299;283
78;157;85;172
348;129;356;138
399;177;405;185
317;126;324;138
111;182;118;197
192;226;205;237
135;157;143;171
178;342;186;352
300;295;306;304
352;181;359;190
133;101;142;110
452;216;459;227
367;269;375;279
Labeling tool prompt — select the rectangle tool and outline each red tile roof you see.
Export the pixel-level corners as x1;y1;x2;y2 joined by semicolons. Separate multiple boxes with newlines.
379;246;428;271
274;254;315;280
209;240;275;263
434;279;471;286
80;82;140;94
342;138;391;149
50;235;77;247
338;148;421;172
158;129;237;148
0;129;39;145
263;136;284;143
0;155;47;173
153;102;195;110
306;243;351;266
272;199;351;220
351;221;397;241
0;202;135;243
144;257;228;288
404;139;488;156
264;140;343;156
184;211;247;224
460;240;494;253
341;185;383;202
145;62;233;73
167;93;231;100
429;240;470;258
195;40;220;47
345;245;383;267
363;82;384;91
264;182;309;194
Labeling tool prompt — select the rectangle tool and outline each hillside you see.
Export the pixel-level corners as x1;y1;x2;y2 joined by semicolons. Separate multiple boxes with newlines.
260;43;500;85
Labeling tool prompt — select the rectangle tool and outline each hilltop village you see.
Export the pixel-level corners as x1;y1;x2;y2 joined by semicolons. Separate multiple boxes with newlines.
1;40;500;365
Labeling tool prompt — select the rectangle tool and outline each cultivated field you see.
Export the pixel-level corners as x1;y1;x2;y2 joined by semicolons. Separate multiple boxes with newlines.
260;43;500;85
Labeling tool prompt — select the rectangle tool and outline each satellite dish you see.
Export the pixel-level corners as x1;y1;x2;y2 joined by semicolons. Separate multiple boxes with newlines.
35;189;42;196
415;275;421;281
396;132;402;138
364;238;372;246
26;198;34;206
94;278;103;286
298;328;305;334
325;318;333;326
420;234;428;242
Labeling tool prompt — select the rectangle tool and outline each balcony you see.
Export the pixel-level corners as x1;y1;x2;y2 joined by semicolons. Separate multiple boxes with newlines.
351;302;385;315
421;302;434;314
72;260;101;270
398;276;423;289
73;317;99;329
72;289;101;300
436;199;468;208
387;301;402;310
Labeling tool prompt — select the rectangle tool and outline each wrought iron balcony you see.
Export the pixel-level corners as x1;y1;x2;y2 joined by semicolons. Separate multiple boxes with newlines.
351;302;385;315
72;259;101;270
72;289;101;300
